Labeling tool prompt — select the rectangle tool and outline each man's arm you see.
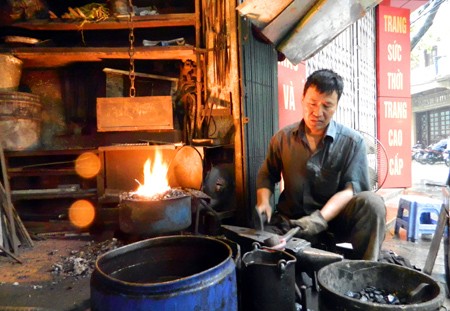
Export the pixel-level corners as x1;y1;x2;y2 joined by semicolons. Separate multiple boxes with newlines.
290;183;354;239
320;183;354;222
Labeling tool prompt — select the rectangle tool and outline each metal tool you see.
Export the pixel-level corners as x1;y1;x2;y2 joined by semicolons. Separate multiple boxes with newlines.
251;207;267;231
263;226;299;248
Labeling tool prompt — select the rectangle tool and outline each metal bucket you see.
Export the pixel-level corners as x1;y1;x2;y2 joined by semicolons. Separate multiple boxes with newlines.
0;54;22;92
0;91;42;150
90;235;238;311
118;193;191;236
318;260;445;310
241;244;297;311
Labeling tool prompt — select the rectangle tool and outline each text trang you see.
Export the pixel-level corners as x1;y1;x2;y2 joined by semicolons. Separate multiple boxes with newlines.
383;15;407;33
383;101;407;118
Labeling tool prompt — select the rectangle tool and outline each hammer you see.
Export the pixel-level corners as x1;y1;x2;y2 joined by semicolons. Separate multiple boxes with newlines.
263;227;300;249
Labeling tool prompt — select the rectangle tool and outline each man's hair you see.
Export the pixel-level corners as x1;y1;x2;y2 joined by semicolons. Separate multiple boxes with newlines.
303;69;344;100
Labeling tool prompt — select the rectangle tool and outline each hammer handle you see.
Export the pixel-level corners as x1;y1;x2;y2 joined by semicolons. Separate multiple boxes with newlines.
282;227;300;242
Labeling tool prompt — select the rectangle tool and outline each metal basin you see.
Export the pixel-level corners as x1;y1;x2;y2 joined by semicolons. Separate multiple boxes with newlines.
318;260;445;311
119;193;191;236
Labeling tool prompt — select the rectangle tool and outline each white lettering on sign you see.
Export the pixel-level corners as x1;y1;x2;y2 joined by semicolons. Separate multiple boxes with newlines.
279;59;299;71
388;129;403;146
383;101;407;119
389;154;404;175
283;81;296;111
387;70;404;90
387;41;402;62
384;15;407;33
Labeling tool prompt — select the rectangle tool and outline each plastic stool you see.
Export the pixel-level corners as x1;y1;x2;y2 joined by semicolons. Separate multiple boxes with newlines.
394;195;442;242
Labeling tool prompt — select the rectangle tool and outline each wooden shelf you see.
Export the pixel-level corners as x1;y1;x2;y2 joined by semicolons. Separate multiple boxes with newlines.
11;14;196;31
7;168;77;177
2;46;195;68
11;188;97;201
5;149;97;157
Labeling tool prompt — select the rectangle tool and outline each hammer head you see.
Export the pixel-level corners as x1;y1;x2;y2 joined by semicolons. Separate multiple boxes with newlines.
263;235;281;247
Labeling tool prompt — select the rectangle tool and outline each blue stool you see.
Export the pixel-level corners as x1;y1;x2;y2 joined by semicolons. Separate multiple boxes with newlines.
394;195;442;242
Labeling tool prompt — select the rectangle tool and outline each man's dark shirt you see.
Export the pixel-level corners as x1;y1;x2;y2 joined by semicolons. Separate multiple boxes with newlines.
256;120;370;219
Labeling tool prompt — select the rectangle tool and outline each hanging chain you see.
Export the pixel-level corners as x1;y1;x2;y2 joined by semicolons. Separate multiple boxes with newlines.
127;0;136;97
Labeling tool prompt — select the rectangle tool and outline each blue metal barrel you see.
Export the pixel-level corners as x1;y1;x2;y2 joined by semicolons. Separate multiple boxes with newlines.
90;235;237;311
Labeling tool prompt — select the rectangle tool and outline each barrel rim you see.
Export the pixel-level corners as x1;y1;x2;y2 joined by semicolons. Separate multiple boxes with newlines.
119;192;191;202
94;235;234;291
0;91;39;98
317;259;445;309
0;102;42;109
0;116;42;121
0;54;23;65
242;245;297;267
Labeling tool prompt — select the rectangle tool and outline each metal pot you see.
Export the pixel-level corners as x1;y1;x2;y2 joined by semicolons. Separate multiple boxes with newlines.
0;54;22;92
0;91;42;150
240;243;297;311
119;193;191;236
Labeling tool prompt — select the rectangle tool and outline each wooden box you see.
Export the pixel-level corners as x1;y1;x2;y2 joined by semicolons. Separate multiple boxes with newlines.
96;96;173;132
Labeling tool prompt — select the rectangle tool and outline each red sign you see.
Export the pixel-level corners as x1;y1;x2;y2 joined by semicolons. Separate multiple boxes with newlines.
377;5;411;97
378;96;412;188
377;5;411;188
277;59;306;129
277;59;305;192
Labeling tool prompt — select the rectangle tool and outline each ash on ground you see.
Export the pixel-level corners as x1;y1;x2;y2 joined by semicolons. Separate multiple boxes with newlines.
50;238;122;278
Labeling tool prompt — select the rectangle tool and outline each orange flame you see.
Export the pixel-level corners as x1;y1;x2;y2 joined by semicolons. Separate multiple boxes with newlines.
134;151;170;197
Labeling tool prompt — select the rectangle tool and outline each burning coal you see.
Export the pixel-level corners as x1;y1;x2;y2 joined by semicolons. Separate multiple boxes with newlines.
122;188;188;201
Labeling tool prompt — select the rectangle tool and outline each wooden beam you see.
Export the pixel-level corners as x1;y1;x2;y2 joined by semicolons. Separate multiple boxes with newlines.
0;146;17;254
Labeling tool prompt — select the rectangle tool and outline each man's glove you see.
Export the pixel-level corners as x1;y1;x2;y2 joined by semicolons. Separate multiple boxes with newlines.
290;210;328;240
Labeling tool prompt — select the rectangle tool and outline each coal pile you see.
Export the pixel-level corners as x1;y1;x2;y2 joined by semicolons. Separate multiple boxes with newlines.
50;238;122;277
345;286;401;305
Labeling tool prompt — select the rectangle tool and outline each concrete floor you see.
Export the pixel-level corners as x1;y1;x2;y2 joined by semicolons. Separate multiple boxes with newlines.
380;161;450;309
0;161;449;310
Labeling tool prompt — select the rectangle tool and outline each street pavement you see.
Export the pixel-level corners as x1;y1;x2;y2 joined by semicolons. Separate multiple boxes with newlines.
411;161;449;189
382;160;450;306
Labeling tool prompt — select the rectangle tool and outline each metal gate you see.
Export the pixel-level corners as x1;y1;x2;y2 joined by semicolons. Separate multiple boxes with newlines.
306;9;377;138
416;108;450;146
240;18;279;222
413;88;450;145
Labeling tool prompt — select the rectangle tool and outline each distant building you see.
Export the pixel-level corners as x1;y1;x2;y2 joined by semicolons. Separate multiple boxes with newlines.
411;1;450;146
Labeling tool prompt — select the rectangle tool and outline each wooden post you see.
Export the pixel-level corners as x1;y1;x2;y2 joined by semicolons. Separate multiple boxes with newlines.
423;187;449;275
0;146;17;254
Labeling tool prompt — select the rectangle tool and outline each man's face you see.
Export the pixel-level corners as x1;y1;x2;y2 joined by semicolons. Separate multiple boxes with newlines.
302;86;338;135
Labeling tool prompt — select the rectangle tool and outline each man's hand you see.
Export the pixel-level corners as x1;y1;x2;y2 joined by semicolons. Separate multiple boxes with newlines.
256;202;272;223
290;210;328;240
